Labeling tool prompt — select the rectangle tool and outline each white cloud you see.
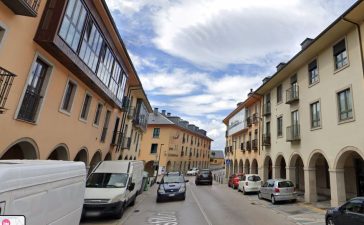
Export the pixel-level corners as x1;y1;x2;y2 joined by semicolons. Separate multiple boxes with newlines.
129;52;158;71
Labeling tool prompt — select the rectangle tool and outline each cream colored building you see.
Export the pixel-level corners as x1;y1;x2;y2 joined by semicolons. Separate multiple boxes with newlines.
139;108;212;176
251;1;364;207
210;150;225;169
0;0;151;171
223;91;262;177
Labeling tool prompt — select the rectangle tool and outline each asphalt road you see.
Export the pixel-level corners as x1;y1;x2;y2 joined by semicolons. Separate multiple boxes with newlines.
81;176;300;225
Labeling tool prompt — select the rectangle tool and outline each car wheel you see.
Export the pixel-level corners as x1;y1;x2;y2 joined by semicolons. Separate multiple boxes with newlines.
326;217;334;225
114;204;124;219
271;196;276;205
243;188;246;195
258;192;262;200
129;196;136;206
156;197;161;203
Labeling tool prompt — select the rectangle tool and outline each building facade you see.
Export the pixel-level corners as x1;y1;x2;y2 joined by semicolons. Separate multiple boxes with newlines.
210;150;225;169
224;1;364;207
223;91;262;178
139;109;212;176
0;0;151;171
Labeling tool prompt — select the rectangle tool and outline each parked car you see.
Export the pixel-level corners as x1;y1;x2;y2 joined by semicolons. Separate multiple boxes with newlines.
0;160;86;225
258;179;296;204
228;173;244;189
186;167;199;176
238;174;262;194
156;173;189;202
83;160;144;219
195;169;213;185
325;197;364;225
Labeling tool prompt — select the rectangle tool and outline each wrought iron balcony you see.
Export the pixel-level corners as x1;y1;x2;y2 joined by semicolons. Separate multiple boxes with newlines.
2;0;41;17
286;124;300;142
286;85;299;104
263;103;271;116
17;86;43;122
246;117;252;127
262;134;271;146
240;143;245;151
246;141;251;151
0;67;16;114
252;139;258;150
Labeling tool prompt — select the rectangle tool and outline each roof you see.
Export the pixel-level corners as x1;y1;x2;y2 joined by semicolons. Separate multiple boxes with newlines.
0;160;85;193
210;150;224;159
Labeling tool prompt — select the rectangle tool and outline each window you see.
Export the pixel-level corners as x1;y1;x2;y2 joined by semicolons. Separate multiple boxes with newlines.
308;59;319;85
61;80;77;113
18;58;50;122
80;93;92;120
59;0;87;51
93;103;103;125
277;116;283;137
150;144;158;154
337;88;353;121
97;43;114;86
343;200;364;214
100;110;111;143
78;19;103;72
310;101;321;128
0;25;5;47
333;39;348;70
153;128;160;138
277;84;282;103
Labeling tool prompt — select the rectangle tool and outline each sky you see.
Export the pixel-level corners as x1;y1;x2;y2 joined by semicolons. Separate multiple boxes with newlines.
106;0;356;150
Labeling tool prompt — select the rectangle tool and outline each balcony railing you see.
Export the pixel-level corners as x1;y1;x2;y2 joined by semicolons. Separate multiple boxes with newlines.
246;141;251;151
240;143;245;151
286;124;300;142
17;86;43;122
252;139;258;150
2;0;41;17
246;117;252;127
263;103;271;116
286;85;299;104
0;67;16;114
262;134;271;146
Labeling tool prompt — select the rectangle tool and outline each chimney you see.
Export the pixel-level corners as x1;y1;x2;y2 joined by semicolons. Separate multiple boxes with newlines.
167;112;171;116
262;76;271;84
161;110;166;115
247;88;254;97
153;108;158;115
300;38;313;50
276;62;286;71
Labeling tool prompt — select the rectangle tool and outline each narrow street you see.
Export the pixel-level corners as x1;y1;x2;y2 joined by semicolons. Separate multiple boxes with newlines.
81;177;325;225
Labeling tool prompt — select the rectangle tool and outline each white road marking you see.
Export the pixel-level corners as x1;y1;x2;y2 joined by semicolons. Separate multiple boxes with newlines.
189;187;213;225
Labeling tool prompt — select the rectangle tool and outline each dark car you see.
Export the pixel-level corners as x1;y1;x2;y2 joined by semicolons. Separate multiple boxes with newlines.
325;197;364;225
156;173;189;202
228;173;244;189
195;169;213;185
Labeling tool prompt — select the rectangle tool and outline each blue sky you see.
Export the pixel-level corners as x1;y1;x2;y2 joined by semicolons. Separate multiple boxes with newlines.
106;0;356;150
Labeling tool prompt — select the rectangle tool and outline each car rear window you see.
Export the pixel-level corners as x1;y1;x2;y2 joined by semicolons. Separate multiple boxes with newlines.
248;175;261;181
278;181;294;188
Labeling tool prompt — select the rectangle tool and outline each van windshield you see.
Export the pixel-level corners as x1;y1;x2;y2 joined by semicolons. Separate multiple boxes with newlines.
86;173;128;188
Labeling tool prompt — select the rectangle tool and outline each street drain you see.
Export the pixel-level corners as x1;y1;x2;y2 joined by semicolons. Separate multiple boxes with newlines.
134;210;140;213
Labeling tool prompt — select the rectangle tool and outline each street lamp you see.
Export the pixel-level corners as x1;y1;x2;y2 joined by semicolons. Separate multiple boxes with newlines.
155;144;164;182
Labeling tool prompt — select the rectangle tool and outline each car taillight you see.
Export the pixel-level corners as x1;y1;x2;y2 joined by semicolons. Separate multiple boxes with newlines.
274;188;280;193
245;182;248;186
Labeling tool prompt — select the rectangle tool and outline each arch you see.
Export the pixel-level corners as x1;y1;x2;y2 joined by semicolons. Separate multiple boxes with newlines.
145;160;155;177
1;138;39;159
263;155;273;180
251;159;258;174
288;152;305;192
89;151;102;174
74;148;88;165
104;152;112;161
244;159;250;174
124;156;128;160
129;156;133;160
118;155;122;160
333;147;364;202
239;159;244;173
133;156;136;160
166;161;172;172
307;149;330;168
47;144;69;160
274;154;287;179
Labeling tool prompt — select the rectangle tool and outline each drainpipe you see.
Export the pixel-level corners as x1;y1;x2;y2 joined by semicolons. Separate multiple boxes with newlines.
342;17;364;77
119;86;142;158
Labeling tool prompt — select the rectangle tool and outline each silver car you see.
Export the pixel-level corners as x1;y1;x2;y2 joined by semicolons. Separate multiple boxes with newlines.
258;179;296;204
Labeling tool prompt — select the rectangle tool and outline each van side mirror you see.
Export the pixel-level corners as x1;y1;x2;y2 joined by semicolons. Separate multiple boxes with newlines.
128;182;135;191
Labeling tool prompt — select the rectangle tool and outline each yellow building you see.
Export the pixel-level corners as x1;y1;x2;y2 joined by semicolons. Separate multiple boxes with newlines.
139;108;212;176
223;91;262;177
0;0;151;171
210;150;225;169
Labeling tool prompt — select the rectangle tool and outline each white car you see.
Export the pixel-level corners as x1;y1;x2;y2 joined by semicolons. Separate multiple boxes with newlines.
186;167;199;176
238;174;262;194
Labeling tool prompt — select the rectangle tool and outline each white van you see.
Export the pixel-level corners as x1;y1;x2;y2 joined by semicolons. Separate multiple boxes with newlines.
0;160;86;225
83;160;144;219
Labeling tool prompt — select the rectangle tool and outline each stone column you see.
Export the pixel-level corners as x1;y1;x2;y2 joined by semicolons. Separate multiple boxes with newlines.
272;166;280;179
329;169;346;207
258;166;264;180
287;166;296;185
304;167;317;203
